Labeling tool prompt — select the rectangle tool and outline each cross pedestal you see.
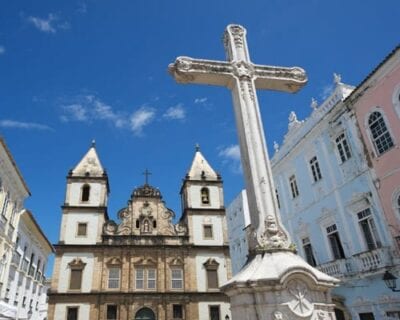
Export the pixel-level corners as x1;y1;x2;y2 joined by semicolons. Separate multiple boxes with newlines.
169;24;339;320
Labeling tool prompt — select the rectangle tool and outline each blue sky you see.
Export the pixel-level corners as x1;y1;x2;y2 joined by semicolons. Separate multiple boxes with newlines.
0;1;398;275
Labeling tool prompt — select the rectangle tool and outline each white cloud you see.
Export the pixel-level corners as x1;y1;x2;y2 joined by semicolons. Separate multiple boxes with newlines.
62;104;88;122
27;13;69;34
0;46;5;55
77;2;87;14
163;104;185;120
219;144;241;161
194;97;208;104
0;119;52;130
218;144;242;174
130;106;155;135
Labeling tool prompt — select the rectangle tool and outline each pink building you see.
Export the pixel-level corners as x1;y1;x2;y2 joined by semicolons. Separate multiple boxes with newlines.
347;46;400;250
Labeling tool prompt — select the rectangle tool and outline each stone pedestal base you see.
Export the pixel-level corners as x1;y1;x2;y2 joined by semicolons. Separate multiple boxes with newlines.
221;251;339;320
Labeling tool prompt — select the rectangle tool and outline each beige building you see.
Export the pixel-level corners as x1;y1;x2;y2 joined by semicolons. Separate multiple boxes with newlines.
48;144;232;320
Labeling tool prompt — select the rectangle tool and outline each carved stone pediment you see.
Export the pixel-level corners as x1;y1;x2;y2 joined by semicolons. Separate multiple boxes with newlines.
102;183;188;239
169;257;184;266
68;258;86;269
106;257;122;265
134;257;157;266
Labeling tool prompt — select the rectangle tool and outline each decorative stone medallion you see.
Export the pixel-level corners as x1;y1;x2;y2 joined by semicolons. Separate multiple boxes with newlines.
287;279;313;317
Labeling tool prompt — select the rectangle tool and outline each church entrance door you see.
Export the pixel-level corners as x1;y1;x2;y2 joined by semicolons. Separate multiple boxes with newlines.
135;307;156;320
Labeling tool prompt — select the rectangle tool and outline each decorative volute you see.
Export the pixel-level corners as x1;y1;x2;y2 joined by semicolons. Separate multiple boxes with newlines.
71;142;105;177
187;146;219;181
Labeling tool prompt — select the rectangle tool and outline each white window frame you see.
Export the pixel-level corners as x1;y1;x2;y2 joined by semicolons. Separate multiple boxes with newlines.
107;267;120;289
171;268;183;290
335;132;352;163
357;208;381;251
366;108;395;156
309;156;322;182
392;83;400;119
289;175;299;199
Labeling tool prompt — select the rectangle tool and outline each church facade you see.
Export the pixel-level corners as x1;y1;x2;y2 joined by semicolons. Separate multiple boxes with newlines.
48;145;232;320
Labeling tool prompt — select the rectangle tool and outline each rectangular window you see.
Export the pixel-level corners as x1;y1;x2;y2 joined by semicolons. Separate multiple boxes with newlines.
1;193;9;217
173;304;183;319
135;268;144;289
358;208;381;250
309;156;322;182
108;267;120;289
171;268;183;289
67;307;79;320
302;237;316;267
275;189;280;209
207;269;218;289
336;133;351;162
289;175;299;198
359;312;375;320
147;268;156;289
326;224;345;260
69;269;83;290
107;305;118;320
209;305;220;320
386;311;400;319
77;223;87;237
203;225;213;239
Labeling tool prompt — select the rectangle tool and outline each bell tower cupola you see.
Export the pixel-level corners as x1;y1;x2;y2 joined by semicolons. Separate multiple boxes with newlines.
59;141;109;245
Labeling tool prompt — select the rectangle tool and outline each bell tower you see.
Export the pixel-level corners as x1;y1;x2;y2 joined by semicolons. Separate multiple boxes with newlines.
180;146;226;246
59;141;109;245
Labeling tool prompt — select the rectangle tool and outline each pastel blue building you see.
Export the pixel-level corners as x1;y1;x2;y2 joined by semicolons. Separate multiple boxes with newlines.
226;75;400;320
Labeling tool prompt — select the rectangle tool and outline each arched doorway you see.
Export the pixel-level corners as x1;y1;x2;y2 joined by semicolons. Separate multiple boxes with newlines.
135;307;155;320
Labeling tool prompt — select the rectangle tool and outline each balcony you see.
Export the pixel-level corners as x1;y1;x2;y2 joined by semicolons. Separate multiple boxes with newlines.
317;247;393;279
11;251;21;267
317;258;354;278
354;246;393;273
7;224;14;240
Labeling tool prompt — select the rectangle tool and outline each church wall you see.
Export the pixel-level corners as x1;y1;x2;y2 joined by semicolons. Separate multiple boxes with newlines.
57;253;94;293
188;185;221;209
192;215;224;245
66;181;105;207
53;303;90;320
60;212;101;244
195;252;228;291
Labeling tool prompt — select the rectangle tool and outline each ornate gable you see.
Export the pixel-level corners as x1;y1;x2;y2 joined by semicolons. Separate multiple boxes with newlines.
102;183;187;238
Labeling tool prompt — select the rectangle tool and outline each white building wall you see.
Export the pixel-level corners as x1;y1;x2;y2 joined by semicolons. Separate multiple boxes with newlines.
54;303;90;320
188;185;221;209
226;190;250;275
195;253;228;292
58;253;94;293
60;212;102;245
198;302;231;320
66;182;106;207
192;215;224;246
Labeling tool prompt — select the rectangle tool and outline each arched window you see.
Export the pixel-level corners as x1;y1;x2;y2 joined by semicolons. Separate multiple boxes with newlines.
201;187;210;204
135;308;155;320
397;194;400;215
143;220;150;233
81;184;90;202
368;111;394;155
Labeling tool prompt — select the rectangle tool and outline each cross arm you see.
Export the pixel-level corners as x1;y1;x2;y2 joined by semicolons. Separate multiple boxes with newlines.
253;64;307;93
168;56;234;87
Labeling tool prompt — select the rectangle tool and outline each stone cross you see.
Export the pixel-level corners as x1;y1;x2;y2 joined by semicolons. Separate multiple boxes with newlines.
169;24;307;254
142;169;152;185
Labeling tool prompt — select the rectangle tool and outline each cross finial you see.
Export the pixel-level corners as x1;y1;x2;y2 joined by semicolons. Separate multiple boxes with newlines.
195;143;200;152
142;169;152;185
91;139;96;147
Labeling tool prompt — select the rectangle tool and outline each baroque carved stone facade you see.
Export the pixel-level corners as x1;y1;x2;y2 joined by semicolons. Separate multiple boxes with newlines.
48;144;231;320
